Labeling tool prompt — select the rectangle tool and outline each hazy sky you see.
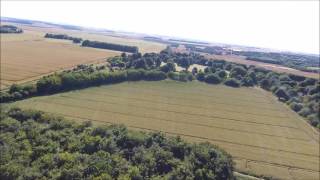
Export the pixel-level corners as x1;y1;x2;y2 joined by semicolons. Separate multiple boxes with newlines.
1;1;319;54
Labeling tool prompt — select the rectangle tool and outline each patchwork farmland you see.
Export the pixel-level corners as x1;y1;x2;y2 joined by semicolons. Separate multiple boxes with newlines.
0;23;166;89
0;31;119;89
12;80;320;180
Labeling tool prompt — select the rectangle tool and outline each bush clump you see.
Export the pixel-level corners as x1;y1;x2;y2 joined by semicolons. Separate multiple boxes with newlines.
224;78;240;87
204;74;221;84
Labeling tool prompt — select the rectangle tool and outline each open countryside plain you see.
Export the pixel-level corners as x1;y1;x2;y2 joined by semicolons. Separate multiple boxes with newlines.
12;81;320;180
8;23;167;54
0;23;166;89
1;30;119;89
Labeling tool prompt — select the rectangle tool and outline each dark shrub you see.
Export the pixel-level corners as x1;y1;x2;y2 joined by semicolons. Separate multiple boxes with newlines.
216;70;227;79
224;78;240;87
196;72;205;81
204;74;221;84
127;69;145;81
299;107;312;117
290;102;303;112
288;74;306;82
275;88;290;101
144;71;166;81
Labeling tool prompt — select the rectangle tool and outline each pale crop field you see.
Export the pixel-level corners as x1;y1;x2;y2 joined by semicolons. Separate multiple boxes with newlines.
12;81;319;180
1;23;167;89
0;27;122;89
10;23;167;54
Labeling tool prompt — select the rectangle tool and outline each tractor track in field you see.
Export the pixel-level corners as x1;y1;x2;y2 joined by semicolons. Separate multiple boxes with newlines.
32;101;319;158
34;98;307;141
61;92;288;118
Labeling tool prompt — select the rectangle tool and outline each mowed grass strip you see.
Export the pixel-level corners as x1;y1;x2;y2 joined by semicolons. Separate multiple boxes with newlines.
12;81;319;179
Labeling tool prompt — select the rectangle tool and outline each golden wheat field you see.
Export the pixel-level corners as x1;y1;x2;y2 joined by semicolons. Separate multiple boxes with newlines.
11;80;320;180
11;23;167;54
0;31;119;89
0;24;166;89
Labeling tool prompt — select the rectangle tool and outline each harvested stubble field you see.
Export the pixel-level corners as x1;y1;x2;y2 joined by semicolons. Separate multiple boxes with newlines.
11;81;319;180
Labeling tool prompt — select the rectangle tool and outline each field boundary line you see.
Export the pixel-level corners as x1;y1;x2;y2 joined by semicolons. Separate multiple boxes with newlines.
32;103;319;157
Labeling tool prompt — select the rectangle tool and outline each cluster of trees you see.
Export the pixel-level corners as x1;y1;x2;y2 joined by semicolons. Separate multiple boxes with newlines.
0;84;38;102
82;40;139;53
44;33;82;43
0;25;23;33
0;107;234;180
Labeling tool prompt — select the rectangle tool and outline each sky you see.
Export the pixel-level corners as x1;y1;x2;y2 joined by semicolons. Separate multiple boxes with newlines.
1;1;319;54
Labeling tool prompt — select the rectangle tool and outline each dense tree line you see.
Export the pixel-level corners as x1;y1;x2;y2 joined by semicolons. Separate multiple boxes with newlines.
0;69;167;102
82;40;139;53
0;25;23;33
44;33;82;43
1;50;319;128
0;107;234;180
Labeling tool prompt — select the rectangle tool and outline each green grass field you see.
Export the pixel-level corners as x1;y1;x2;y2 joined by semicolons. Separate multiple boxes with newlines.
11;80;319;180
